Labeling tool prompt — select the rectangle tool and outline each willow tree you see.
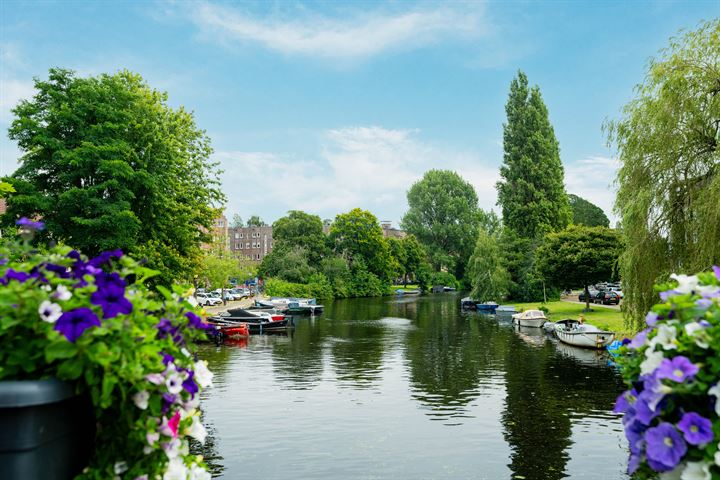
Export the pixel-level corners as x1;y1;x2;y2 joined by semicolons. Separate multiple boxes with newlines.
606;20;720;330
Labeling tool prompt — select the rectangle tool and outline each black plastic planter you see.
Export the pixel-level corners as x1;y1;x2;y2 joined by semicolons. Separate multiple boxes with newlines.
0;379;95;480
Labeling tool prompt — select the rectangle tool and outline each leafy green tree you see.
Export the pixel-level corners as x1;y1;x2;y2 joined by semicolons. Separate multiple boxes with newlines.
401;235;427;286
246;215;265;227
401;170;483;278
196;254;239;290
387;237;406;282
320;255;352;298
257;246;314;284
535;226;623;311
329;208;392;281
467;229;511;302
606;20;720;330
499;228;545;302
272;210;328;263
497;71;571;239
230;214;244;228
4;68;224;283
568;194;609;228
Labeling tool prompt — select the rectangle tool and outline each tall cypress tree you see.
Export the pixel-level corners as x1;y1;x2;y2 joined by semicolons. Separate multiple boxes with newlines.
496;71;571;239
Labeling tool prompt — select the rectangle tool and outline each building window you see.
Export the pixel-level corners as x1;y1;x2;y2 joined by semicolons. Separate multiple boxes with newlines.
240;233;243;239
234;232;239;239
246;242;250;249
236;243;240;249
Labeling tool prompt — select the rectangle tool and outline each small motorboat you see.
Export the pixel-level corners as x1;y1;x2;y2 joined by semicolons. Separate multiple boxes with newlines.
554;319;615;349
210;308;291;334
476;302;499;314
496;305;516;314
511;309;547;328
396;289;421;296
542;321;556;333
460;297;477;310
284;298;324;315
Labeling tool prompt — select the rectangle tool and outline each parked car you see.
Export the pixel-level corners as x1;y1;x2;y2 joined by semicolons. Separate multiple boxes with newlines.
196;293;222;306
593;291;620;305
578;289;598;302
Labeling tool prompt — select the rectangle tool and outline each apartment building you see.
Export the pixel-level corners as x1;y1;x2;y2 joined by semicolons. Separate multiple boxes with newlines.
228;225;274;261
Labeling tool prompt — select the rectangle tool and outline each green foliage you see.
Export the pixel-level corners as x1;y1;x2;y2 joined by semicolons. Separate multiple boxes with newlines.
568;194;610;228
0;232;212;478
329;208;393;281
497;71;571;239
4;68;224;284
350;259;389;297
272;210;328;263
430;271;459;290
606;20;720;331
499;228;545;302
614;270;720;477
535;225;623;310
230;214;244;228
246;215;265;227
537;304;549;315
401;170;483;278
320;255;352;298
467;229;511;302
258;245;314;284
195;253;239;290
264;275;333;299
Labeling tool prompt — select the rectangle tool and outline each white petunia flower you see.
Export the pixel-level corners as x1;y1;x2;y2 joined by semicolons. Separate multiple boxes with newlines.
38;300;62;323
709;384;720;416
670;273;700;294
162;457;188;480
194;360;213;388
681;461;711;480
640;348;665;376
113;461;128;475
651;324;678;350
189;464;211;480
162;438;182;460
685;322;710;349
166;372;184;395
53;284;72;301
715;445;720;467
133;390;149;410
188;415;208;444
660;465;684;480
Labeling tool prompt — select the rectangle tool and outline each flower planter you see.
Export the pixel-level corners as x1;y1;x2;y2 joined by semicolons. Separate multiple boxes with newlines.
0;379;95;480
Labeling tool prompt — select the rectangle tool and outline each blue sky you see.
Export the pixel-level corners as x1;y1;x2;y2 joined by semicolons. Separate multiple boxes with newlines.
1;1;718;226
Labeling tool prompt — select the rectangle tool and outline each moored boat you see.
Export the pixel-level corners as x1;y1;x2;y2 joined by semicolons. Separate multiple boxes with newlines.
496;305;516;314
460;297;477;310
553;319;615;349
210;308;291;334
476;302;499;314
511;309;547;328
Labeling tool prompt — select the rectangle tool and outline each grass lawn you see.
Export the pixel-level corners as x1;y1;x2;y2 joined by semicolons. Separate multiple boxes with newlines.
510;300;630;337
393;284;419;290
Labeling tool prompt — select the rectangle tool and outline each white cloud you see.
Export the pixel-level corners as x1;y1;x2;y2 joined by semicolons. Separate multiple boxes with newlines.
185;2;489;60
564;155;620;225
215;126;497;225
0;77;34;123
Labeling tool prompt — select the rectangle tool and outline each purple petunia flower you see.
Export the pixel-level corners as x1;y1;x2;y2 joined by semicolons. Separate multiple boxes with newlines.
677;412;713;446
699;320;711;328
631;396;660;426
656;356;699;383
156;318;183;343
185;311;213;331
644;423;687;471
629;329;650;350
624;419;647;455
640;375;669;412
43;263;71;279
160;352;175;366
696;298;713;309
0;268;31;285
91;284;132;318
614;389;636;414
627;452;642;475
88;249;123;267
713;265;720;281
659;290;677;302
645;312;659;327
182;370;198;398
16;217;45;231
161;393;176;414
54;307;101;342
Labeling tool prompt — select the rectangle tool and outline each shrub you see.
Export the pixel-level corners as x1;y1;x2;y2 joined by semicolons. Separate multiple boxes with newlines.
614;267;720;478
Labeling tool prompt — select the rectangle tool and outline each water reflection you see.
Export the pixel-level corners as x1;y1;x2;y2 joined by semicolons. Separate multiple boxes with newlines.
198;294;628;479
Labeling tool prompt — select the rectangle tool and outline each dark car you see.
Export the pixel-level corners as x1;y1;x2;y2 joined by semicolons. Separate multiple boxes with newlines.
594;291;620;305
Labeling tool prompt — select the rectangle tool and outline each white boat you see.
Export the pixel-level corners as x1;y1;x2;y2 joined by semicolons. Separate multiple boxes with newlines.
496;305;516;314
553;319;615;349
511;309;547;328
542;321;556;333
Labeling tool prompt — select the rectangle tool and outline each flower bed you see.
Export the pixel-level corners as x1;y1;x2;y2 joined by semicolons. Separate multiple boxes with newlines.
0;220;214;479
615;267;720;479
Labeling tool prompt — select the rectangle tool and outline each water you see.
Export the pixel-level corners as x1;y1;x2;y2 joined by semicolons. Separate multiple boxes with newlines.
197;294;629;479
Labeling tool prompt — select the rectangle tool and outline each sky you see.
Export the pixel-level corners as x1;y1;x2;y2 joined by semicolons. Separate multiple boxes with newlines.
1;1;718;227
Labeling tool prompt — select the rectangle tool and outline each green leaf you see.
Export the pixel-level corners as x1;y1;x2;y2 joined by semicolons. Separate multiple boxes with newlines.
45;340;78;362
57;358;83;379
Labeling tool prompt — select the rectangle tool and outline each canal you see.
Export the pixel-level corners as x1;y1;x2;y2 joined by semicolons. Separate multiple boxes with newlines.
197;294;629;479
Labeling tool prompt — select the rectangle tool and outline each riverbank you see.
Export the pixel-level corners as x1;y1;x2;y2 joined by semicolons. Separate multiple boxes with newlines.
510;300;628;337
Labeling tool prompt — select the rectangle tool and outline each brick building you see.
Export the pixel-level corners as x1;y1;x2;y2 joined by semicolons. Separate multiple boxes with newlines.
228;225;274;261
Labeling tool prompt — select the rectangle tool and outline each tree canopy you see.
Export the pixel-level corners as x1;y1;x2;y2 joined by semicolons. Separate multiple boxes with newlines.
568;194;609;228
467;229;511;302
535;225;623;310
272;210;328;263
246;215;265;227
329;208;392;281
401;169;482;278
606;20;720;329
497;71;571;239
230;214;244;229
4;68;224;283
